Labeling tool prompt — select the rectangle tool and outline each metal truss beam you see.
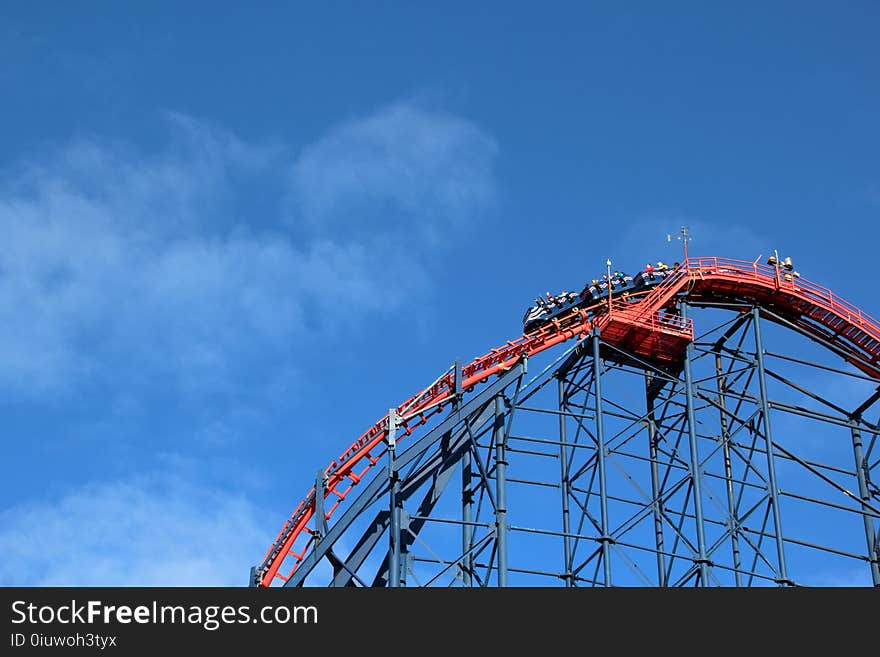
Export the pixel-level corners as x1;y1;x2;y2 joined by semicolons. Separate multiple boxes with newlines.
284;297;880;587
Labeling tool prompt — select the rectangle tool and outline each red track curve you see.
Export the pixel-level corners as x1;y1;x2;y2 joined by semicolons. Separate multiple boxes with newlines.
256;256;880;586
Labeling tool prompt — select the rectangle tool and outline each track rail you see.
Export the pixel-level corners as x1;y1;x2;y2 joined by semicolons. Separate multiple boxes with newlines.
255;256;880;586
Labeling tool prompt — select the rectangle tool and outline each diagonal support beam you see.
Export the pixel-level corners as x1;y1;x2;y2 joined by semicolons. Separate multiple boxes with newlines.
284;362;525;587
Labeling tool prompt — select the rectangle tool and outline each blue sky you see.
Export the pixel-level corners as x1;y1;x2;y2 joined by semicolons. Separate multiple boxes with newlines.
0;3;878;585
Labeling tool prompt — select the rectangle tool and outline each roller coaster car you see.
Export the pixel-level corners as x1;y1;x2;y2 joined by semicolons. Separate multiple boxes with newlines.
581;283;604;302
581;275;637;301
633;270;668;289
522;306;550;333
591;276;637;298
522;273;649;334
613;275;636;293
523;292;580;333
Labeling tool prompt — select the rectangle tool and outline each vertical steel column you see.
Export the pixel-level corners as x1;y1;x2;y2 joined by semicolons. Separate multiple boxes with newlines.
850;421;880;586
557;376;573;586
387;409;401;588
644;371;667;586
461;447;473;587
752;307;790;585
714;353;743;586
679;301;710;585
494;394;509;586
399;510;409;588
456;359;473;587
591;330;612;586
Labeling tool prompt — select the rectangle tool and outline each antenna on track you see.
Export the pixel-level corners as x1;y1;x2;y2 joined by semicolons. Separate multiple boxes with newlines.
666;226;692;263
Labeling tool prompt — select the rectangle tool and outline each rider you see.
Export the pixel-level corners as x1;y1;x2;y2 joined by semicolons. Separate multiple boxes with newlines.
582;279;600;299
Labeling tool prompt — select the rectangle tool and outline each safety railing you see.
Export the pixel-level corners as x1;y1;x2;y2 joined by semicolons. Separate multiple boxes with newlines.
656;309;693;334
606;300;693;337
686;257;880;341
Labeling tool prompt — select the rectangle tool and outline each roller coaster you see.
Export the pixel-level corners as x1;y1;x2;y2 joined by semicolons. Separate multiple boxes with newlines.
252;256;880;587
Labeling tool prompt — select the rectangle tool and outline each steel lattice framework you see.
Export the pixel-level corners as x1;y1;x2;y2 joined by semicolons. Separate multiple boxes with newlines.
253;257;880;587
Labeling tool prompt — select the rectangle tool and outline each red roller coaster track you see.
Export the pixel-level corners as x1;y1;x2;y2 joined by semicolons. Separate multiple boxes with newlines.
256;256;880;587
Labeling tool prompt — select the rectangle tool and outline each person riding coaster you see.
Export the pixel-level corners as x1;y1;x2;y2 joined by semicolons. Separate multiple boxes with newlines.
523;288;582;333
582;279;602;300
523;261;660;334
633;263;670;289
611;271;634;290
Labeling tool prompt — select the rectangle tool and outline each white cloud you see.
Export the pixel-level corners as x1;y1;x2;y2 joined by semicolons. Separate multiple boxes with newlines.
0;120;300;395
291;102;497;242
0;474;268;586
0;104;498;584
0;104;495;398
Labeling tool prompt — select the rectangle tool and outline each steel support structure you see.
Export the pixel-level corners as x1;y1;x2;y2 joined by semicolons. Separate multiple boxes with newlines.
277;299;880;587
